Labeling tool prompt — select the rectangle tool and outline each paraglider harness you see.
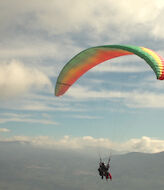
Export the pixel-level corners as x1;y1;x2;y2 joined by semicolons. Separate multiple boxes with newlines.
98;156;112;181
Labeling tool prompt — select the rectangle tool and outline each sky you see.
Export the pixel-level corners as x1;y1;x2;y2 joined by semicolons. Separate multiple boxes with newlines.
1;0;164;154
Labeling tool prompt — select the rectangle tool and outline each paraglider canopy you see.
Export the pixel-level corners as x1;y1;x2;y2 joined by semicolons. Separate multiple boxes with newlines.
55;45;164;96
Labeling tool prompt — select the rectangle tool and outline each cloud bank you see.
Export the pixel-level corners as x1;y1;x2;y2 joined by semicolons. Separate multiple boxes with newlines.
0;0;164;60
1;135;163;154
0;0;161;38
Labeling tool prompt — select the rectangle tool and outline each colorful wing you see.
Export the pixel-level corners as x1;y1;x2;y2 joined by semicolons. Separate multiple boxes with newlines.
55;45;164;96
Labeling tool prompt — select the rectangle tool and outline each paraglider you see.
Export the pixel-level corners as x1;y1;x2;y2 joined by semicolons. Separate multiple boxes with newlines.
55;45;164;96
98;156;112;181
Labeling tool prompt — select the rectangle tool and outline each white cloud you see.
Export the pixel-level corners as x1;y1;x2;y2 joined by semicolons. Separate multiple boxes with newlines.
91;55;150;73
0;128;10;133
0;42;59;59
0;118;58;125
126;91;164;108
0;113;58;125
123;136;164;153
151;7;164;39
0;135;163;153
0;0;163;40
0;60;52;99
31;0;158;37
71;115;103;119
67;85;164;108
91;64;147;73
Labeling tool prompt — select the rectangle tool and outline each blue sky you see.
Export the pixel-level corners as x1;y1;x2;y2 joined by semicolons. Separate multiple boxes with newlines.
1;0;164;153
